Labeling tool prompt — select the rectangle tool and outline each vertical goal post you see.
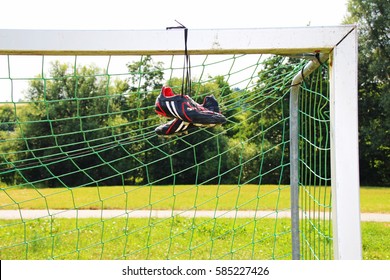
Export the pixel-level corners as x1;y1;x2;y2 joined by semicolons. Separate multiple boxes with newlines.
0;25;361;259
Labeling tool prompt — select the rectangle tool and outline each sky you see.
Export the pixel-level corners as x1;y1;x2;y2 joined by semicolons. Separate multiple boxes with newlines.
1;0;349;30
0;0;350;102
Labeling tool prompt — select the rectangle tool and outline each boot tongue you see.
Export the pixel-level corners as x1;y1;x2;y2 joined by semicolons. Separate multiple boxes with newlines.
162;86;175;97
203;95;220;113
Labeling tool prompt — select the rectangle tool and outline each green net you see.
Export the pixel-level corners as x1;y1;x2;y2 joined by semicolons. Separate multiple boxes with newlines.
298;64;332;259
0;53;331;260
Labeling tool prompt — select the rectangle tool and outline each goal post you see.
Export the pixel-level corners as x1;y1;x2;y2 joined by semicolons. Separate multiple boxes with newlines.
329;27;361;260
0;26;361;260
1;26;354;55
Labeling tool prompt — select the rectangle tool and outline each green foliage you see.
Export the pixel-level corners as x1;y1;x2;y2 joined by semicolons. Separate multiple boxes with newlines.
5;62;134;187
0;105;16;132
0;53;329;187
344;0;390;185
0;105;21;185
126;55;164;92
241;56;309;185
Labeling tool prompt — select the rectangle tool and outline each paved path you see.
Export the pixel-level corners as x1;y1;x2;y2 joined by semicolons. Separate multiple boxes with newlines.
0;209;389;222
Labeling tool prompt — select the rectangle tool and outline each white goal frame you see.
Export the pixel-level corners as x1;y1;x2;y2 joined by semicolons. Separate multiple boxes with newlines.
0;26;361;260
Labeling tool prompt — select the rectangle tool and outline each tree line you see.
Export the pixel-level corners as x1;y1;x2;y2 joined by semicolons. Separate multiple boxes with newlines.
344;0;389;186
0;0;388;187
0;55;296;187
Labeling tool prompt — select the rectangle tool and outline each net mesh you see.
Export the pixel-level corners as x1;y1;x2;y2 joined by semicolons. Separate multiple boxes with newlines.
299;65;332;259
0;53;331;259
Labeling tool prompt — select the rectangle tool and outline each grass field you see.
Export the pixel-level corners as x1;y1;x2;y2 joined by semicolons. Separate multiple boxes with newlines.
0;185;291;211
0;217;295;260
0;217;388;260
0;185;389;260
1;185;389;213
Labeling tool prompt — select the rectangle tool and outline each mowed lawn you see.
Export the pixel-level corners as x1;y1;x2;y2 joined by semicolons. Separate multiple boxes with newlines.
0;185;292;211
0;185;389;260
0;185;389;213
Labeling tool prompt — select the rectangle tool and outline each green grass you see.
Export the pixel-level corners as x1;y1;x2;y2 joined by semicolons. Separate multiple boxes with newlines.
0;217;293;260
362;222;390;260
0;185;389;260
0;185;292;211
360;187;390;213
1;217;388;260
1;185;389;213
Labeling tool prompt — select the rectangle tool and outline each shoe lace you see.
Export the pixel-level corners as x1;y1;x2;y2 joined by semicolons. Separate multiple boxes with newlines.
167;20;191;98
185;96;210;112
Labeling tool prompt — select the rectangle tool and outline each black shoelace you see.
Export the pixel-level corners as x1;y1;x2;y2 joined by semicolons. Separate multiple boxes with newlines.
166;20;191;97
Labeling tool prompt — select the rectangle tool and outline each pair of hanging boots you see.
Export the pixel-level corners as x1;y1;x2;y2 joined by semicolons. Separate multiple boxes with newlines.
154;86;226;137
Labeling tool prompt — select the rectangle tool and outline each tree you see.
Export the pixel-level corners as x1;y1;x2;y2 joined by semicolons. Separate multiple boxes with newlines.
344;0;390;185
0;105;16;133
126;55;164;93
241;56;295;184
15;62;131;187
0;105;18;185
122;56;165;185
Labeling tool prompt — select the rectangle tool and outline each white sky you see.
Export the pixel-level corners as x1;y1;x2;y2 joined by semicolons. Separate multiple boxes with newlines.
1;0;349;30
0;0;350;102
